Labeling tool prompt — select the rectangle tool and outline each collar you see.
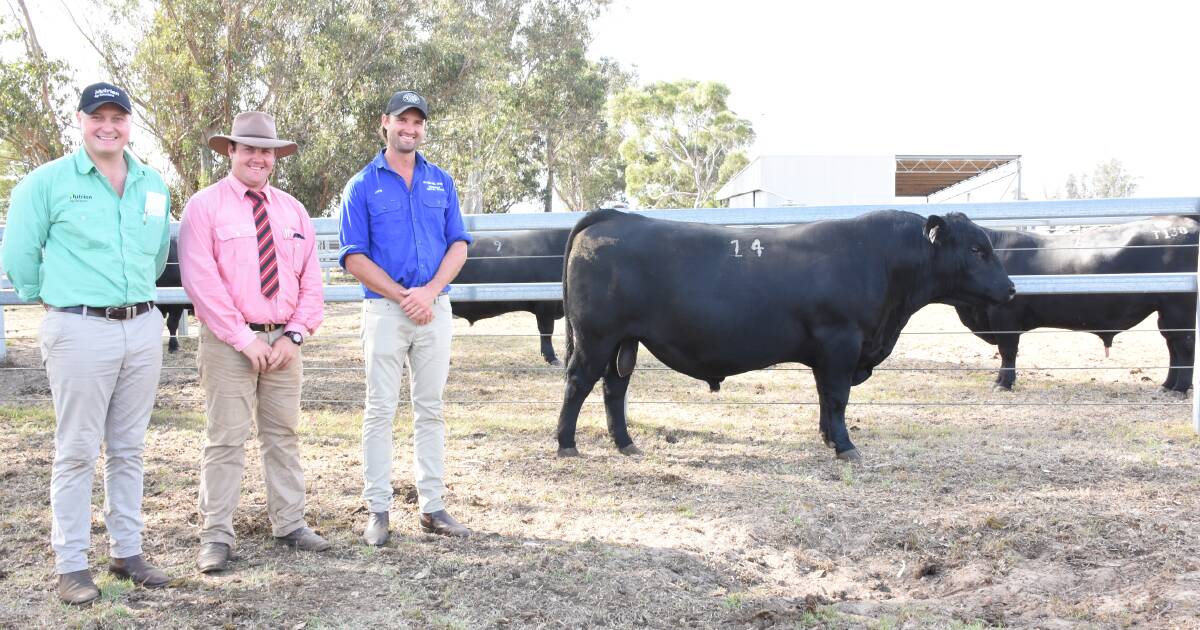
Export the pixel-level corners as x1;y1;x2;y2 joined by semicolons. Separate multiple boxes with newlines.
372;149;427;175
73;148;146;183
222;174;276;205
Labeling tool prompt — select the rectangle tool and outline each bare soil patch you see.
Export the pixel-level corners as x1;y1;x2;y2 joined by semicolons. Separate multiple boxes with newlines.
1;302;1198;628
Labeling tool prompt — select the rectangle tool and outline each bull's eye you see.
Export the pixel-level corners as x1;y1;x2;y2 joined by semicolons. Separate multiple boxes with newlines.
970;245;982;253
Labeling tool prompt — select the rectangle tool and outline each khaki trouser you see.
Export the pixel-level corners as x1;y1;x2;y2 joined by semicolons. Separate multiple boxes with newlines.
40;308;164;574
197;325;307;547
361;295;453;514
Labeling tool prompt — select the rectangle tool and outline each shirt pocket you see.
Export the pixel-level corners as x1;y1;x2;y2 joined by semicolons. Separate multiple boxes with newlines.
279;226;308;275
423;192;449;212
138;215;166;255
215;223;257;267
54;206;106;250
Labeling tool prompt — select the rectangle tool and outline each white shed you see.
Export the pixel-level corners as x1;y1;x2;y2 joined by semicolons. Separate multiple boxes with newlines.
717;154;1021;207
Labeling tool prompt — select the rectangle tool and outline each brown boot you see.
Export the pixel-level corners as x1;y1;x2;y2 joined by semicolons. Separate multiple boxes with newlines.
109;554;170;588
196;542;232;573
275;527;331;552
419;510;471;538
57;569;100;605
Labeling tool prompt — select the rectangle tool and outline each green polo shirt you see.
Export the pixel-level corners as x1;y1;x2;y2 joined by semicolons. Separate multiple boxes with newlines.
1;148;170;307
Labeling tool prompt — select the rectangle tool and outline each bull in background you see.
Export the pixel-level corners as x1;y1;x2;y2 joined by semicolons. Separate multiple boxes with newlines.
556;209;1015;462
453;229;570;365
157;237;188;353
954;215;1198;392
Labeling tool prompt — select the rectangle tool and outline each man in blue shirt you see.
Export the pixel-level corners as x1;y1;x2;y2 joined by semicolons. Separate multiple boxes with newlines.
339;90;473;544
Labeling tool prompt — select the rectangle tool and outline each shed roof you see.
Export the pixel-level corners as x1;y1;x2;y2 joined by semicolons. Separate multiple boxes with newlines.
895;155;1020;197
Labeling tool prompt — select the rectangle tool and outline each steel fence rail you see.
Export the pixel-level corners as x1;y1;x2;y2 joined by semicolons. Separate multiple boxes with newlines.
4;197;1200;428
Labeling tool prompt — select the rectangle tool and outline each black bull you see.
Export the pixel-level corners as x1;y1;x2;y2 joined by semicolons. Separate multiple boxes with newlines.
555;209;1015;462
157;238;187;353
954;215;1198;392
452;229;570;365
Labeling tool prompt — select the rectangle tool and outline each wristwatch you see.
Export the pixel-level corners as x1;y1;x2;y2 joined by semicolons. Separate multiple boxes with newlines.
283;331;303;346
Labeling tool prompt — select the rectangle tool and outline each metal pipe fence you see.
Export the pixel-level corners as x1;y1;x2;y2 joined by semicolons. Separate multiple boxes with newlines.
3;197;1200;425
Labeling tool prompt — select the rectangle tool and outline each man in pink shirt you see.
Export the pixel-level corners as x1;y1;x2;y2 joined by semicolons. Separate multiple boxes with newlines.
178;112;329;574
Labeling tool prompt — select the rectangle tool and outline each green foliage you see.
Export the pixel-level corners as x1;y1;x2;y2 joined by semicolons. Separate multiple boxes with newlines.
1063;158;1140;199
0;8;75;219
609;80;754;208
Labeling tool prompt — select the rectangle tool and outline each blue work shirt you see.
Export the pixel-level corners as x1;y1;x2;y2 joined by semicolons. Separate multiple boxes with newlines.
338;150;473;299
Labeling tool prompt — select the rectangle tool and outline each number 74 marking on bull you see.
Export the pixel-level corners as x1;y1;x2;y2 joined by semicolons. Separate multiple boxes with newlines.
730;239;765;258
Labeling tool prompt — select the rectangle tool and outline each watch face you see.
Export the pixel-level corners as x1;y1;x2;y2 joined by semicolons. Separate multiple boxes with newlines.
286;332;302;345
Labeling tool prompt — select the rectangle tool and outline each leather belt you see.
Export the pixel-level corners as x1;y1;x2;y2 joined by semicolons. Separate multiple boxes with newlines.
48;302;155;321
248;323;286;332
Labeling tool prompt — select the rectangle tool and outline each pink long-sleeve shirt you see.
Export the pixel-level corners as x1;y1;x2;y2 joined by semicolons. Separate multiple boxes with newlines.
179;175;324;351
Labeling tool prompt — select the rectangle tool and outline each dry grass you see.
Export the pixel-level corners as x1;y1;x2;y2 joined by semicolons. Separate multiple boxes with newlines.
1;303;1199;628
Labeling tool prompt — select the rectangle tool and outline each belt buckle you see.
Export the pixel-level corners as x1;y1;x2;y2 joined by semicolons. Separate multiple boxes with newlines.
105;306;134;321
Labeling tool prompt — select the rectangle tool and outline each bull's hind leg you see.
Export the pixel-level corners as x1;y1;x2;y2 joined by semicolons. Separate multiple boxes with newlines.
556;342;610;457
604;341;640;455
1159;306;1195;392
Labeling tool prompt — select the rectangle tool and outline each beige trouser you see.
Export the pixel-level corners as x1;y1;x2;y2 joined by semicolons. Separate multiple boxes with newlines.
40;308;164;574
197;325;307;547
361;295;453;514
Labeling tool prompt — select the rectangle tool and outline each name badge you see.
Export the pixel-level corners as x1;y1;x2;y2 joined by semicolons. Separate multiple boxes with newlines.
144;192;167;217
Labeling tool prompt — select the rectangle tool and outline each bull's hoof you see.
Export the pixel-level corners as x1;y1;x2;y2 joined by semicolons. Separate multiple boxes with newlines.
557;447;580;458
618;444;643;456
168;342;180;354
835;448;862;463
991;382;1013;391
548;358;562;367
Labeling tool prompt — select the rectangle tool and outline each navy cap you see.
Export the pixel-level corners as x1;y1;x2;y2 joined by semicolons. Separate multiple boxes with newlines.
78;82;132;114
384;90;428;118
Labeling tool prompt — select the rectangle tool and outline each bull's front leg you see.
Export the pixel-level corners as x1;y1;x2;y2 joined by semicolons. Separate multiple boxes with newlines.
812;371;836;449
811;369;859;460
161;306;183;353
994;334;1020;390
536;309;561;366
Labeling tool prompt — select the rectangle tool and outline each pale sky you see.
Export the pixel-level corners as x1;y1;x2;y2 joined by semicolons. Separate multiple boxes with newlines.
590;0;1200;200
22;1;1200;202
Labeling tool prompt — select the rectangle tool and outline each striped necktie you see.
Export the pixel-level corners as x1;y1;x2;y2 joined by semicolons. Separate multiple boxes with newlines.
246;190;279;299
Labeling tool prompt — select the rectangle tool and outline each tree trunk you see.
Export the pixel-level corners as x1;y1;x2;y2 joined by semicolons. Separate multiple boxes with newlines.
543;133;554;212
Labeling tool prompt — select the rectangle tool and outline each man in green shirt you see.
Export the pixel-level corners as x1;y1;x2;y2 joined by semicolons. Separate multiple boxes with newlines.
0;82;171;605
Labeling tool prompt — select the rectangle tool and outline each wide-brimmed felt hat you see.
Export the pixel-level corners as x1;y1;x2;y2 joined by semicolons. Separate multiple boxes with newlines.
207;111;298;157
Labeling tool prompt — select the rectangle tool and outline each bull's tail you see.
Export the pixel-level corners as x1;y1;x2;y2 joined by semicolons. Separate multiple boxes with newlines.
561;209;627;372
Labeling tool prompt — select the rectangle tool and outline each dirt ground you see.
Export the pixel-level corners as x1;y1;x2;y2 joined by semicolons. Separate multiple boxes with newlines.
1;301;1199;629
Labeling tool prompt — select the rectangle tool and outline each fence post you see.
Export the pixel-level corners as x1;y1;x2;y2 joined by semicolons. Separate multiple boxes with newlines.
1193;250;1200;433
178;308;189;338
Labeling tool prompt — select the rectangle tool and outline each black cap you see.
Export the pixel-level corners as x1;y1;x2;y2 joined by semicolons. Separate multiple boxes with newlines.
78;82;132;114
384;90;428;118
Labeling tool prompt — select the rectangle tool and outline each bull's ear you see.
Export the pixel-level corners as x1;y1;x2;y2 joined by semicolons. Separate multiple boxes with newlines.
924;215;947;244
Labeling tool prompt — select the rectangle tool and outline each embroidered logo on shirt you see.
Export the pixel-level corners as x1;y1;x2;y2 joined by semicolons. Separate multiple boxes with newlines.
424;181;445;192
70;193;93;203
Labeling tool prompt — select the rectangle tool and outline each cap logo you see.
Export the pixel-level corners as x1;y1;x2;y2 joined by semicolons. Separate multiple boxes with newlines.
93;88;121;99
403;93;420;103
